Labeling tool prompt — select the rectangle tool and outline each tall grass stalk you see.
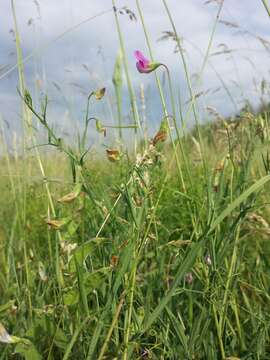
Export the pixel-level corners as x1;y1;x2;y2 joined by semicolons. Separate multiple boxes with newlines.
161;0;224;173
112;0;140;151
135;0;194;195
11;0;63;289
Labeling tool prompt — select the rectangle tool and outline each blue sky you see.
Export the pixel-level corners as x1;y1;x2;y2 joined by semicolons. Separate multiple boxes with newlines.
1;0;270;143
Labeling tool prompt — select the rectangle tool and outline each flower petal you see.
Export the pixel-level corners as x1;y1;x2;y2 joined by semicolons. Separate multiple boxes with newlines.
134;50;149;65
136;61;147;73
0;323;14;344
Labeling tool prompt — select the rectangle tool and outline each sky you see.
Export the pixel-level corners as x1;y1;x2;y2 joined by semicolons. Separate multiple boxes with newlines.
0;0;270;145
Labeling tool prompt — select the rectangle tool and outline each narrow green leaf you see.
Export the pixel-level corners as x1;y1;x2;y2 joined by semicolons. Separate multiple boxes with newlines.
63;267;111;306
15;342;42;360
142;241;203;332
210;175;270;232
68;238;107;273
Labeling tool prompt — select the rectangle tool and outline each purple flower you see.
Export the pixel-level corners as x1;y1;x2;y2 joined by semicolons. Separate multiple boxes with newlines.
134;50;161;74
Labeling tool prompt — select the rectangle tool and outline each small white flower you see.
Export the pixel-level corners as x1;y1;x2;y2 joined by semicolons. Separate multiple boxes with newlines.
0;323;14;344
205;254;212;266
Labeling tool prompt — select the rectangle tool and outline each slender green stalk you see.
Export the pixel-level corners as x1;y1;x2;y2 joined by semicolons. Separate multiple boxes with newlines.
123;256;137;360
97;293;125;360
212;303;226;358
162;0;224;223
113;51;123;142
11;0;32;324
262;0;270;16
135;0;167;116
11;0;63;290
220;226;240;332
135;0;193;194
112;0;140;151
62;317;90;360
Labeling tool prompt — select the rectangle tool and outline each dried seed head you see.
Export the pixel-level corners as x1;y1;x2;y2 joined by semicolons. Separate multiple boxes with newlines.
60;241;77;256
46;219;65;230
111;255;119;267
9;305;18;316
94;87;106;100
106;149;121;162
58;191;79;204
153;130;167;146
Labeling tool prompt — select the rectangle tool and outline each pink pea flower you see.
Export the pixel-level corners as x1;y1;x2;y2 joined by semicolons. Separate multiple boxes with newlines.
134;50;161;74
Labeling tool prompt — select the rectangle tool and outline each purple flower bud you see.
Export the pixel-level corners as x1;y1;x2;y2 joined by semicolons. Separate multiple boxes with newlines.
134;50;161;74
140;348;149;358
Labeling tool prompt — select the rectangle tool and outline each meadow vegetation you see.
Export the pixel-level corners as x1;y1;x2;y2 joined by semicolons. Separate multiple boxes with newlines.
1;0;270;359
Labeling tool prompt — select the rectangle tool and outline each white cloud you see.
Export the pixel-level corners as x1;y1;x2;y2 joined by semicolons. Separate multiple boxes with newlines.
1;0;270;139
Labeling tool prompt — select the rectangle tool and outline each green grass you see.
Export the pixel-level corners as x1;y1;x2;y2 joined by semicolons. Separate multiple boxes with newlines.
1;109;270;359
1;1;270;359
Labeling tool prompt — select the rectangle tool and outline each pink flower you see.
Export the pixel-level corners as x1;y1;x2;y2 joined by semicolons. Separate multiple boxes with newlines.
134;50;161;74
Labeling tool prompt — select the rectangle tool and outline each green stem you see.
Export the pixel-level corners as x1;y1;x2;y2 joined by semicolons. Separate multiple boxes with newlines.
135;0;194;196
123;257;137;360
212;303;226;358
81;92;94;150
98;293;125;360
63;317;90;360
135;0;167;116
220;226;240;332
162;64;193;190
262;0;270;16
112;1;141;152
162;0;224;217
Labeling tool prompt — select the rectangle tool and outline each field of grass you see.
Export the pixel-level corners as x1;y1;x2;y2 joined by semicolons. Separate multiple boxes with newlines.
1;1;270;359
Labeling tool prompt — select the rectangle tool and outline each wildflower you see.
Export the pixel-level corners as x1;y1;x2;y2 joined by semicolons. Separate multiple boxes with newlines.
205;254;212;266
140;348;150;358
185;272;193;284
134;50;161;74
38;261;48;282
0;323;22;344
0;323;13;344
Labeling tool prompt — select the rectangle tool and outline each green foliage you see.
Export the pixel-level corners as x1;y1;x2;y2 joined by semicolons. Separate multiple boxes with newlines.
2;1;270;358
1;111;270;359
